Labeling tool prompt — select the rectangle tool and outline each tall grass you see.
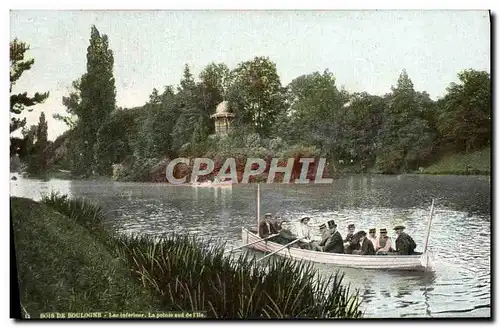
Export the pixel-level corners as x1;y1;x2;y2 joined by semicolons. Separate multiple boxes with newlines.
116;233;362;318
11;197;159;317
38;193;363;319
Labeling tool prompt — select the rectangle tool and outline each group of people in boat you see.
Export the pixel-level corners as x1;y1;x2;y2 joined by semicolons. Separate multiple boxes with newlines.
258;213;419;256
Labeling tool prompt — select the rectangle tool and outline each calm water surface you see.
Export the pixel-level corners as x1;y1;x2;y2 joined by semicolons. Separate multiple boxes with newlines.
10;173;491;318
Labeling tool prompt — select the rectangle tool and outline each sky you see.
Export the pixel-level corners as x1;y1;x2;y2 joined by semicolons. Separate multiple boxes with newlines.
9;10;491;140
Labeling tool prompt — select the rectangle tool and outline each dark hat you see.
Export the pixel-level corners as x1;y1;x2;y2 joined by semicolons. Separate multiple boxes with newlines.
348;223;355;229
380;228;388;233
393;225;406;231
300;216;311;223
358;230;367;236
369;228;376;233
327;220;337;229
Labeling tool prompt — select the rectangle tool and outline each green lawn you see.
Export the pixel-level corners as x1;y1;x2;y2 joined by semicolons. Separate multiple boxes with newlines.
421;147;491;175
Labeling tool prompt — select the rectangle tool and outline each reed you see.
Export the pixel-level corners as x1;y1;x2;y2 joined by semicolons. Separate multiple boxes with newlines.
116;233;363;318
39;193;363;318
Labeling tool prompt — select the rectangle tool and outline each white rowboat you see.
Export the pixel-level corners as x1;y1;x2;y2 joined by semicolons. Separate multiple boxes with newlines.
241;228;431;271
240;184;434;272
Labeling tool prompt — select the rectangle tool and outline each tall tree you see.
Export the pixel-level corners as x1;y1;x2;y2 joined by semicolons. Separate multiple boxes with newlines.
172;65;208;151
10;38;49;134
58;25;117;176
228;57;285;136
375;70;435;172
285;70;348;159
437;69;491;153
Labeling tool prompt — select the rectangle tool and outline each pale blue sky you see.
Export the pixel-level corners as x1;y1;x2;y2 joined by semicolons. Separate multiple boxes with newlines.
10;10;490;140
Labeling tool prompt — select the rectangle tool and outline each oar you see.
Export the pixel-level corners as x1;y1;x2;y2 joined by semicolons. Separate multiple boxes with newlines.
257;238;301;262
225;233;279;253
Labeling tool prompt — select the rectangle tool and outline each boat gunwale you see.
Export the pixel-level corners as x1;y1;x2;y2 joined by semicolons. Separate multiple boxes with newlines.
242;227;424;260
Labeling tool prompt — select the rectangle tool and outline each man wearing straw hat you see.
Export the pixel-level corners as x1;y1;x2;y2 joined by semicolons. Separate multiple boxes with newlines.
297;216;321;251
375;228;393;255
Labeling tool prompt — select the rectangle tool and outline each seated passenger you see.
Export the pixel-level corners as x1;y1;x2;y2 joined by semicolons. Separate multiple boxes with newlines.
394;225;417;255
343;223;356;248
368;228;377;246
344;231;363;254
297;216;321;251
270;220;299;247
319;220;344;253
352;231;375;255
258;213;278;238
375;228;393;254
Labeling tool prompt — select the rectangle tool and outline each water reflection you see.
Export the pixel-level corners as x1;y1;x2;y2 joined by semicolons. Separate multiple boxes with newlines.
9;173;490;318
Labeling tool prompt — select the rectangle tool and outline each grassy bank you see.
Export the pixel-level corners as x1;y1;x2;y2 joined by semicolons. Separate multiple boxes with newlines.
10;196;159;318
11;193;362;319
419;147;490;175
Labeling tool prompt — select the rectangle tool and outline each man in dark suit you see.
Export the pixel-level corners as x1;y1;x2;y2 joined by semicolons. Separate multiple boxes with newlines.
258;213;280;238
394;225;417;255
344;231;363;254
319;220;344;253
270;220;299;246
352;231;375;255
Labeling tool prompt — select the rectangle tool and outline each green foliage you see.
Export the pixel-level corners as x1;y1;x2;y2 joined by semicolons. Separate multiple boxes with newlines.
437;69;491;153
420;147;490;175
14;193;362;318
56;25;117;177
228;56;286;136
51;34;490;178
10;38;49;134
11;196;159;317
285;70;347;158
116;233;362;318
375;70;436;173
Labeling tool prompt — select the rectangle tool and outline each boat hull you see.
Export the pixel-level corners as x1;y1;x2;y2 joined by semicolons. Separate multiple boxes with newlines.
241;228;428;271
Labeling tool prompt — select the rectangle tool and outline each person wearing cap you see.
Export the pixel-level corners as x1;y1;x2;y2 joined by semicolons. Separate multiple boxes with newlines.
343;223;356;248
375;228;393;254
352;231;375;255
258;213;279;238
393;225;417;255
318;220;344;253
368;228;377;246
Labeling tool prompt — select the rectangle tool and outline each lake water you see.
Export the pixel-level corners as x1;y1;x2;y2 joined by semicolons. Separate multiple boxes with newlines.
10;173;491;318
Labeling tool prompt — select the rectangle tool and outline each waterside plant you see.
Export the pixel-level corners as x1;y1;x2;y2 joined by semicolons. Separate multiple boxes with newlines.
13;193;363;319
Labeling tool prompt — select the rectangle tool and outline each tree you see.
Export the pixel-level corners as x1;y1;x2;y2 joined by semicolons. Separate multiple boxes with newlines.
58;25;117;176
228;57;285;136
437;69;491;152
20;112;49;175
375;70;435;172
339;92;385;169
285;70;347;159
10;38;49;134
